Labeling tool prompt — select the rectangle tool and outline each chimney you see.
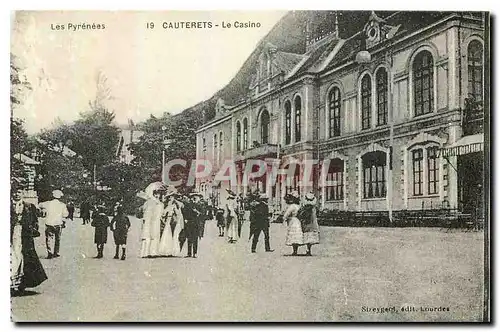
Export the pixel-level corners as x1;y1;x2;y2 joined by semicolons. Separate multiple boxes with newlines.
333;12;339;38
305;20;312;48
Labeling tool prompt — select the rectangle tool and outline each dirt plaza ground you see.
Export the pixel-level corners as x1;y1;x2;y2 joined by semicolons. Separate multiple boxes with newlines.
11;216;485;322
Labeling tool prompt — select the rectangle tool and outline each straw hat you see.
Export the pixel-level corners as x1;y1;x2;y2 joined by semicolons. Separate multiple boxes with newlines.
52;190;64;199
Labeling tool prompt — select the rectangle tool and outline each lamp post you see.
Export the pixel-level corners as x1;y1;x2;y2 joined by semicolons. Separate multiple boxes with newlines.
161;126;167;183
161;125;173;184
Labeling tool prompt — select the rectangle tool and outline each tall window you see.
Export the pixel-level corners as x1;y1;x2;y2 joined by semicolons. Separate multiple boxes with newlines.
413;51;434;116
236;121;241;152
213;133;218;164
412;149;423;196
260;53;270;79
285;163;301;196
294;96;302;142
285;101;292;144
361;74;372;130
376;68;388;126
468;40;483;103
219;132;223;164
329;87;341;138
410;145;440;196
202;138;206;153
260;109;270;144
362;151;386;198
325;159;344;201
243;118;248;150
427;147;439;195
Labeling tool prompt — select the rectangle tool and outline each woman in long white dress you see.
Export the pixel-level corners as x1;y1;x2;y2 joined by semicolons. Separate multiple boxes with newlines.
140;191;164;258
283;191;304;256
158;195;184;257
225;193;238;243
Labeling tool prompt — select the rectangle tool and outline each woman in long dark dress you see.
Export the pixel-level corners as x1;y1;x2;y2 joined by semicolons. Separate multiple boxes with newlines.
298;192;320;256
80;201;91;225
11;195;48;293
91;205;110;258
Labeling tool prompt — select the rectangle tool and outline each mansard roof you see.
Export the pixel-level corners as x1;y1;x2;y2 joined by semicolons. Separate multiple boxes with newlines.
275;51;304;74
193;10;483;126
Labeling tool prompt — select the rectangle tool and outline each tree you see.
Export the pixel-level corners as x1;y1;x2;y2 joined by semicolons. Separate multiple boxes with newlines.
11;118;30;195
129;108;204;191
10;54;32;195
10;53;31;110
36;71;120;202
99;161;145;214
36;150;89;202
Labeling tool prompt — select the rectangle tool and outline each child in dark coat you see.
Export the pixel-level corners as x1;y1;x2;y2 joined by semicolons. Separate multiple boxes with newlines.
215;207;225;237
91;205;110;258
110;206;131;260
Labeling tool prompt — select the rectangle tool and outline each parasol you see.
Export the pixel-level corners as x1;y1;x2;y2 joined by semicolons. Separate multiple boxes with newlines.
137;181;167;200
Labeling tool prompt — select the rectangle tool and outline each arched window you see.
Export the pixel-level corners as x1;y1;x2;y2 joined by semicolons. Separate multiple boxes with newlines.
236;121;241;152
285;101;292;144
362;151;386;198
325;158;344;201
361;74;372;130
243;118;248;150
294;96;302;142
413;51;434;116
376;68;388;126
468;40;483;103
260;109;270;144
328;87;341;138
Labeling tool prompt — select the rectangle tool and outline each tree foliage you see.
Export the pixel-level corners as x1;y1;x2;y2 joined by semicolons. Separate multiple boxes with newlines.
36;150;89;202
10;118;30;195
10;54;31;108
10;54;32;195
129;108;204;190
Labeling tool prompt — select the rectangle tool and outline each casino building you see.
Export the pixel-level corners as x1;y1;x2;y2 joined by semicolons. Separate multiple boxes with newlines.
195;11;487;217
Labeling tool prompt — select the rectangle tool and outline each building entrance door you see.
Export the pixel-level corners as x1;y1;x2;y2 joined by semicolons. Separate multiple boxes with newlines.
458;152;484;218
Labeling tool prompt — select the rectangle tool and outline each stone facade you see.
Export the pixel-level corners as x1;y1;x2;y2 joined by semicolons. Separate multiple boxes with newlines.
195;11;486;213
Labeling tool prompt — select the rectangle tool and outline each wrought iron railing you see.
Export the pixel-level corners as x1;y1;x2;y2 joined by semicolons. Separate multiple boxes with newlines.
462;98;484;136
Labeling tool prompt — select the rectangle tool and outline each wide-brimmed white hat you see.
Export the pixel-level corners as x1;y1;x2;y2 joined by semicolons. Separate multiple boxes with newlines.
305;192;315;201
52;190;64;199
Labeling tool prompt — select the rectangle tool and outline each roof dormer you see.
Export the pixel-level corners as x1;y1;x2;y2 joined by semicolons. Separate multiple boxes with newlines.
363;11;400;49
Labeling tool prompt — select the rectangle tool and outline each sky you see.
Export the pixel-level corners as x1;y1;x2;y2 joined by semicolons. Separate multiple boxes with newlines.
11;11;286;134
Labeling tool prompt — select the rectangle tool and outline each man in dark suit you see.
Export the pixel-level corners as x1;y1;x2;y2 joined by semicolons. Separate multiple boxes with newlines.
250;193;274;253
181;194;202;258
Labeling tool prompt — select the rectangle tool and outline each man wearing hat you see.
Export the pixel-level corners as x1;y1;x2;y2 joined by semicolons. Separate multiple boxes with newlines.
181;193;202;258
249;193;274;253
38;189;69;259
190;193;208;239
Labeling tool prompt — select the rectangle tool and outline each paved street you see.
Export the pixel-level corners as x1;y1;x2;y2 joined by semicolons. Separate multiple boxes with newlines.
12;217;485;322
